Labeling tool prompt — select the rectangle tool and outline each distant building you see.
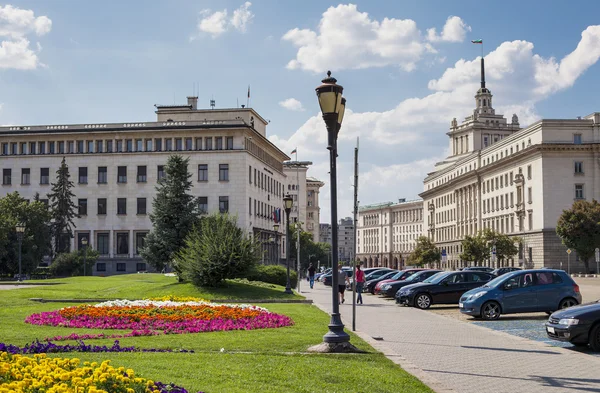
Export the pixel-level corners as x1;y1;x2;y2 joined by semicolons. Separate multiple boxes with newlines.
319;223;332;245
337;217;355;264
306;177;325;242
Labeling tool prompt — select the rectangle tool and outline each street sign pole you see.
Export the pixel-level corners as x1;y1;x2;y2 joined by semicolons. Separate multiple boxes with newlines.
567;249;572;275
595;247;599;277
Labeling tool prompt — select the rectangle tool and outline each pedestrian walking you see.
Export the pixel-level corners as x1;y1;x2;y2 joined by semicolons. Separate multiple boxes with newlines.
307;263;316;289
338;266;349;304
355;262;365;305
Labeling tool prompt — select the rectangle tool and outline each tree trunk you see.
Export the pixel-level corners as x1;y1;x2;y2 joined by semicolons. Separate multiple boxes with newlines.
583;258;590;274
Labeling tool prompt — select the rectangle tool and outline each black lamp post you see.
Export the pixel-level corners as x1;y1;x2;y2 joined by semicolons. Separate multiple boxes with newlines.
283;194;294;294
315;71;354;348
81;237;88;276
16;222;25;282
273;224;280;265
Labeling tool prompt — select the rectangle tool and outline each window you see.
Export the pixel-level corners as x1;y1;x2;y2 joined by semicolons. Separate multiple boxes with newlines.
145;139;152;151
10;142;17;155
40;168;49;184
96;140;103;153
165;139;172;151
154;138;162;151
117;166;127;183
195;138;202;150
78;199;88;215
96;262;107;271
68;141;74;153
78;167;88;184
29;142;36;155
87;140;94;153
215;137;223;150
219;164;229;181
20;142;27;154
205;137;212;150
126;139;133;152
137;166;147;182
49;142;55;154
185;138;192;150
117;198;127;215
98;167;108;183
535;272;555;285
98;198;107;215
527;165;532;179
77;140;84;153
175;138;182;151
249;166;252;184
528;211;533;230
483;135;489;147
198;164;208;181
136;139;143;151
135;233;147;255
219;196;229;213
575;161;584;174
117;140;123;152
198;197;208;214
21;168;30;185
97;233;109;255
116;262;127;271
136;262;147;271
249;197;252;216
157;165;166;181
106;140;113;152
575;184;584;199
137;198;146;215
574;134;582;144
1;143;8;155
226;136;233;150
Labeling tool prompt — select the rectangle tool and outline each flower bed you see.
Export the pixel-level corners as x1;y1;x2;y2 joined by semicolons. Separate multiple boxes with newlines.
0;340;194;354
0;352;202;393
26;298;293;339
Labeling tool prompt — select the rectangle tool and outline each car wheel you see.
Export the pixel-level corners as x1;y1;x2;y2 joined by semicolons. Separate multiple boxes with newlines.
559;298;578;310
481;301;501;320
415;293;432;309
590;324;600;352
572;342;588;348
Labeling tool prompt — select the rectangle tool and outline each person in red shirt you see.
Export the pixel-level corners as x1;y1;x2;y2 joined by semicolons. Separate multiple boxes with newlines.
355;262;366;305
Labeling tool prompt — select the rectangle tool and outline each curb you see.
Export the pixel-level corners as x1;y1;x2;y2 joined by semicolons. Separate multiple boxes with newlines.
29;298;313;304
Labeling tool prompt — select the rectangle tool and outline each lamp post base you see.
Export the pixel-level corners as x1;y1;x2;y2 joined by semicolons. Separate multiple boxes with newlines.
307;341;364;354
283;287;294;295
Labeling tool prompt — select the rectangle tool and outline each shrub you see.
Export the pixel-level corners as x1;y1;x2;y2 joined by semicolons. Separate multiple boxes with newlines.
175;213;261;287
49;249;99;277
246;265;298;288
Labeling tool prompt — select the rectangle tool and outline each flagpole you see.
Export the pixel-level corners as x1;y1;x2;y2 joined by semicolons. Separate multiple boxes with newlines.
296;148;301;293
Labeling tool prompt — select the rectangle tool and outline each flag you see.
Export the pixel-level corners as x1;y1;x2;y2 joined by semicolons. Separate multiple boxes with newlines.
471;39;483;44
247;85;250;98
290;148;297;155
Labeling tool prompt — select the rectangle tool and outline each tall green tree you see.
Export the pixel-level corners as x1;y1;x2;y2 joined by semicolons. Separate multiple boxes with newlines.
556;199;600;273
288;225;332;271
141;155;198;273
47;158;78;255
0;192;52;275
408;236;441;267
460;234;490;265
460;228;519;265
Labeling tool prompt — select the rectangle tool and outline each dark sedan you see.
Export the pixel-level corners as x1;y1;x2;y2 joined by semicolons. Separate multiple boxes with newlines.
364;270;398;294
381;270;442;297
491;267;522;277
396;271;495;309
545;300;600;350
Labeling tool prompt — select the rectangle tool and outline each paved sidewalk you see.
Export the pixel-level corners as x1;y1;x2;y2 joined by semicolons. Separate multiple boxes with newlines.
304;284;600;393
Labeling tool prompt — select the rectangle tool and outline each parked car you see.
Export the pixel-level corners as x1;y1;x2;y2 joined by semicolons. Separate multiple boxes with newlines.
396;271;495;309
374;269;427;295
461;266;495;273
545;300;600;350
364;270;398;294
322;268;353;286
459;269;581;320
491;267;522;277
347;267;387;288
381;270;442;298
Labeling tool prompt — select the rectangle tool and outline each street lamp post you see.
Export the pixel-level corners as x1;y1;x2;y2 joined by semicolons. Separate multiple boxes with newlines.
81;237;88;276
309;71;359;353
15;222;26;282
283;194;294;294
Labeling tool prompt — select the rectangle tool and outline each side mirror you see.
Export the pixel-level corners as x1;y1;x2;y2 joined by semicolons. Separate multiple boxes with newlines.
504;283;513;290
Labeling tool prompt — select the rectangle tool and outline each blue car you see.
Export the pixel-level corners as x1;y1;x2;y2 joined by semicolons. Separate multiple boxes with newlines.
459;269;581;320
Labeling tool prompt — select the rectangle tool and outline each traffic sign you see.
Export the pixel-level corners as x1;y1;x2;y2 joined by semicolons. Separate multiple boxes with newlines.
441;249;447;263
567;249;572;254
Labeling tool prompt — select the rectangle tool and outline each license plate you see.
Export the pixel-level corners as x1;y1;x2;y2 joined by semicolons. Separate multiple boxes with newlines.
547;327;555;334
459;302;463;308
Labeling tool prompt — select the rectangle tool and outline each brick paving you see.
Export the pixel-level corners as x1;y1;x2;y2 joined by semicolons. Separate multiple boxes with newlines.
304;284;600;393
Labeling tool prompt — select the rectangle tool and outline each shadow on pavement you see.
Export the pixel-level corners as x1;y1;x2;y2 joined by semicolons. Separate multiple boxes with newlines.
461;345;561;355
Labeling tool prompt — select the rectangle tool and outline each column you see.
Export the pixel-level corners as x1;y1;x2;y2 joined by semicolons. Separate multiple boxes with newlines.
109;230;114;258
129;229;134;258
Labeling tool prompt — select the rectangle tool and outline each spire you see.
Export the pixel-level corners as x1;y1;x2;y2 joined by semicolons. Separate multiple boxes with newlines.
480;57;486;89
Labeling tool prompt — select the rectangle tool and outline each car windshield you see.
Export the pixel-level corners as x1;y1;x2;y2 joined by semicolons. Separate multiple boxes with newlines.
423;272;448;284
483;273;513;288
405;271;427;282
391;271;406;280
379;271;396;280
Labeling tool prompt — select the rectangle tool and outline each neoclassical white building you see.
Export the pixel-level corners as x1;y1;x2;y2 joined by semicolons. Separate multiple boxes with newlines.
0;97;289;275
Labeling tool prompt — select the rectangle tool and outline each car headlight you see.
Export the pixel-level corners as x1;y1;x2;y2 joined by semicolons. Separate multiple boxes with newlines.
469;291;487;300
382;284;391;290
558;318;579;326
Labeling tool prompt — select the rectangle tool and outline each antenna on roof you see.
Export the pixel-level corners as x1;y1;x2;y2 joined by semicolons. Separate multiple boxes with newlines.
210;95;215;110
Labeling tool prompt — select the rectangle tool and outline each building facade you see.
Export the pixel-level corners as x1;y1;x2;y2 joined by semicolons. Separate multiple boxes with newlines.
319;223;332;245
0;96;290;275
337;217;355;264
356;199;424;268
420;58;597;272
306;176;325;242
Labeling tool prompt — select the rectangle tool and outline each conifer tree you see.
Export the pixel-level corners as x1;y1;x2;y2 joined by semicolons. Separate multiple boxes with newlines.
47;157;79;254
141;155;198;273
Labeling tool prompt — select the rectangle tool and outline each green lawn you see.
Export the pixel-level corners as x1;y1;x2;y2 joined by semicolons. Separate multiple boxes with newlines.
0;274;432;393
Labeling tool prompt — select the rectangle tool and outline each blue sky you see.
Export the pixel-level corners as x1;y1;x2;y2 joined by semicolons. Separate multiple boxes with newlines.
2;1;600;222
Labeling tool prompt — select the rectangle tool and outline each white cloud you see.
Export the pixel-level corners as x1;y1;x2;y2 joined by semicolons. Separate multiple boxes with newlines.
194;2;254;39
0;5;51;70
271;26;600;221
279;98;305;111
426;16;471;43
282;4;441;73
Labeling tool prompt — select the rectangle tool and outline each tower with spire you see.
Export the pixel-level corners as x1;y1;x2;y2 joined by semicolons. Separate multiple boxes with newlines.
446;56;520;158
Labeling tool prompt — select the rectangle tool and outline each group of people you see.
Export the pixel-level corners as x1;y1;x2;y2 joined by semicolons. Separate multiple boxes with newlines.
306;262;366;305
